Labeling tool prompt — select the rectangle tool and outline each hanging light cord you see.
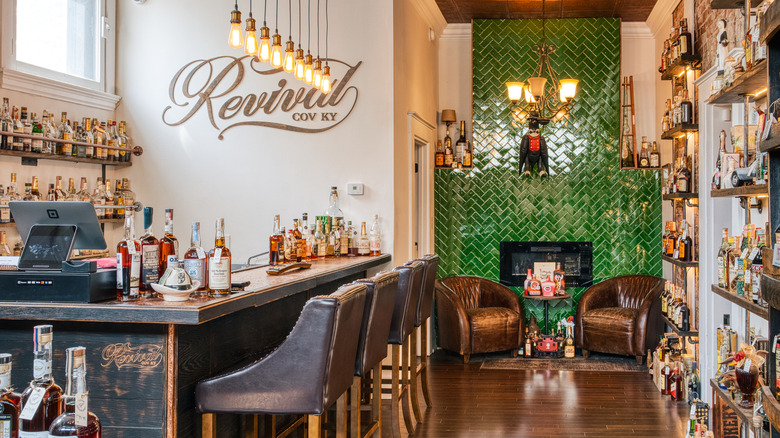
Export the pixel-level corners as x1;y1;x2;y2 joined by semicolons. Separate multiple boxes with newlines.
275;0;279;33
249;0;253;18
307;0;311;52
263;0;267;25
298;0;302;44
317;0;320;57
289;0;292;40
325;0;328;64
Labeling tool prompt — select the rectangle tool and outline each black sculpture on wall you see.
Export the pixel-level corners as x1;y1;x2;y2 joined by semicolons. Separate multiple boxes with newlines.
518;117;549;177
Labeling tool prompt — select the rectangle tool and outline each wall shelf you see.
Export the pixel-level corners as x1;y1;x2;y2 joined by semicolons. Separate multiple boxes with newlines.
0;217;125;228
761;0;780;44
709;378;758;427
0;149;132;167
710;284;769;319
662;192;698;200
662;255;698;268
707;61;768;105
661;124;699;140
711;0;761;9
710;185;769;198
759;122;780;152
660;55;701;80
661;313;698;337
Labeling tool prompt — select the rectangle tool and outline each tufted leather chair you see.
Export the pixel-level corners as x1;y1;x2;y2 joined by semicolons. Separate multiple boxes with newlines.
575;275;665;364
196;283;367;438
435;276;525;363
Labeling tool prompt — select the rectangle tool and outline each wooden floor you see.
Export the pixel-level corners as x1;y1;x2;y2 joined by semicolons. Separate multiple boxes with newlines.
383;351;690;438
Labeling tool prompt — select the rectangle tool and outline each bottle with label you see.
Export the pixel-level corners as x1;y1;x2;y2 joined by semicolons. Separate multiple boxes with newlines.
338;221;349;259
669;364;683;401
564;326;575;358
358;222;370;256
183;221;208;296
638;136;650;168
524;328;533;358
301;213;313;261
680;90;693;125
292;219;304;260
435;140;444;168
58;113;73;156
0;98;10;150
160;209;179;273
314;221;327;258
102;181;113;220
208;218;232;297
106;120;119;162
678;224;692;262
324;187;344;234
10;107;23;152
46;185;55;202
0;353;20;438
649;142;661;168
541;276;556;297
553;262;565;295
679;301;690;331
30;112;43;154
455;121;467;165
19;107;32;153
113;180;124;217
139;207;160;298
463;140;472;167
64;178;78;202
444;130;454;168
121;179;135;211
116;209;141;302
369;214;381;256
75;178;90;202
666;222;677;257
90;178;105;220
660;358;671;395
526;270;541;296
82;118;94;159
285;229;297;263
20;325;63;435
0;186;9;224
677;156;691;193
0;232;11;257
726;237;737;291
328;222;341;258
347;221;358;256
717;228;729;288
269;215;284;265
661;283;670;315
117;121;129;162
47;347;101;437
678;19;691;56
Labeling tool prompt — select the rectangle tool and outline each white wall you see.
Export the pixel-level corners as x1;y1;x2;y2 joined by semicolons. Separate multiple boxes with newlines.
115;0;396;263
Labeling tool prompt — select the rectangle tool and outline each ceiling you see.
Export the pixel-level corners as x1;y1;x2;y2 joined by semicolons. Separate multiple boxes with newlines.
434;0;658;23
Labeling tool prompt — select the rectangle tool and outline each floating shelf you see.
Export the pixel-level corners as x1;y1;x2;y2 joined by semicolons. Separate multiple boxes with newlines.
0;149;132;167
661;313;698;337
710;378;758;427
707;61;767;105
710;284;769;319
762;272;780;310
0;217;125;228
662;255;698;268
711;184;769;198
660;54;701;80
759;121;780;152
661;124;698;140
662;192;698;200
761;0;780;44
712;0;761;8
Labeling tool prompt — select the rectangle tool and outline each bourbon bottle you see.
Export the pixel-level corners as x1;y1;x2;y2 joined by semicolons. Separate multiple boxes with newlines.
368;214;381;256
183;222;208;295
435;140;444;167
0;353;20;438
269;215;284;265
669;364;683;401
208;218;232;297
19;325;63;435
139;207;160;298
47;347;101;437
159;209;179;273
357;222;370;256
116;208;141;302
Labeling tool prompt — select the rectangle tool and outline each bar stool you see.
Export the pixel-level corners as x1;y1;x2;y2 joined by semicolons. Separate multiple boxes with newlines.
350;271;399;438
195;283;367;438
408;254;439;423
386;261;423;438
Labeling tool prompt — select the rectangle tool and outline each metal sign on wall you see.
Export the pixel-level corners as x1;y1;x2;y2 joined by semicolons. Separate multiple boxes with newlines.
163;55;361;138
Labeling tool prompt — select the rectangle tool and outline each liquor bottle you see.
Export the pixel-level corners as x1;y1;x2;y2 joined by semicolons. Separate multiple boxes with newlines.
649;141;660;168
0;186;9;224
660;358;671;395
527;270;541;296
669;364;683;401
541;276;555;297
90;119;103;160
369;214;381;256
121;179;136;211
717;228;729;288
463;140;472;167
662;101;671;133
90;178;105;220
19;325;63;435
444;139;454;168
269;215;284;266
455;121;467;165
347;221;358;256
11;107;23;151
103;181;113;219
726;237;737;291
82;118;94;159
638;136;650;168
29;177;42;201
0;231;10;257
338;221;348;259
47;347;101;437
20;107;32;153
160;209;179;272
39;111;53;155
679;19;691;56
523;268;533;295
113;180;124;217
0;353;20;438
524;328;533;358
59;113;73;156
666;222;677;257
63;178;78;202
117;121;128;162
324;187;344;234
679;301;690;331
0;98;10;150
564;326;575;358
116;209;141;302
435;140;444;168
553;262;565;295
661;283;669;315
46;185;55;202
677;156;691;193
30;112;43;154
139;207;161;298
329;221;341;257
314;220;328;258
680;90;693;125
284;229;297;263
183;221;208;295
106;120;118;162
358;222;370;256
679;224;692;262
662;222;670;256
735;258;745;297
71;121;83;158
208;218;232;297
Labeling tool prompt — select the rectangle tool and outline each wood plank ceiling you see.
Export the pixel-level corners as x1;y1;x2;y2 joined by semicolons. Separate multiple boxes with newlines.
435;0;658;23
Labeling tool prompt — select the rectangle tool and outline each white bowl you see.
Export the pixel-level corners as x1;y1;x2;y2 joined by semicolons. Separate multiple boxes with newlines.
151;281;201;302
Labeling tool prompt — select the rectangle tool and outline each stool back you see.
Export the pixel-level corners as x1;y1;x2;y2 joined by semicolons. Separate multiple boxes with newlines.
388;261;423;344
354;271;400;377
413;254;439;327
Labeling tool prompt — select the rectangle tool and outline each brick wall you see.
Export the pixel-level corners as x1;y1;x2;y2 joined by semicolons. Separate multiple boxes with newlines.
694;0;744;72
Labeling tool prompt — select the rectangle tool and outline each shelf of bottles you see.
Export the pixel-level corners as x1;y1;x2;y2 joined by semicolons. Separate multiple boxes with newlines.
0;130;141;167
761;0;780;45
435;120;473;170
709;378;762;429
662;313;698;337
711;284;769;319
662;192;699;201
712;0;762;9
660;54;701;81
708;61;767;105
711;184;769;198
662;254;699;268
661;124;699;140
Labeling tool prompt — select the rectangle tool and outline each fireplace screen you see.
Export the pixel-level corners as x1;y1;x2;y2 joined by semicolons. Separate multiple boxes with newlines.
499;241;593;288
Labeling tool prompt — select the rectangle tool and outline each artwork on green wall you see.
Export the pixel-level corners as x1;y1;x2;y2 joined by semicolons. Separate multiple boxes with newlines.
434;18;662;324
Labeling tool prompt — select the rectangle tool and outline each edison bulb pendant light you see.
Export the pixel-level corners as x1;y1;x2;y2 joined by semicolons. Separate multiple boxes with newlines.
258;25;271;62
228;6;243;49
244;17;259;56
271;33;283;68
283;40;295;72
313;58;322;88
320;65;331;94
295;48;306;80
304;53;314;84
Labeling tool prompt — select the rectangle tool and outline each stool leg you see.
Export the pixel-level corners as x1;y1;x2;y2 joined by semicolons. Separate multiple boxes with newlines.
401;337;415;435
264;415;277;438
351;377;361;438
390;344;402;438
202;413;217;438
372;363;382;436
420;318;432;408
336;392;347;438
244;414;259;438
308;415;321;438
409;326;422;423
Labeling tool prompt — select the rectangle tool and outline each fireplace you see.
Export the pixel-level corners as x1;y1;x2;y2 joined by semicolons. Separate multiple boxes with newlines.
499;241;593;288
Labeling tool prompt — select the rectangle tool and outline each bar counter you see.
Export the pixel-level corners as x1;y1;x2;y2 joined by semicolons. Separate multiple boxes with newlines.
0;254;391;438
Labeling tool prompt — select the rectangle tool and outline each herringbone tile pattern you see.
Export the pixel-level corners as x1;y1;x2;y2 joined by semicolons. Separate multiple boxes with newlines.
434;19;662;324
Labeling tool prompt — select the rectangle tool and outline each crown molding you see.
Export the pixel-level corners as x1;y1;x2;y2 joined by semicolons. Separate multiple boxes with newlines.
440;23;471;40
646;0;678;37
621;22;653;39
409;0;448;36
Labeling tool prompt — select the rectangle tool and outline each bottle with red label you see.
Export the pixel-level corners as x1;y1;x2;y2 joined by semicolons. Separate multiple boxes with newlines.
661;359;672;395
541;276;555;297
553;263;565;295
669;364;683;401
524;269;541;296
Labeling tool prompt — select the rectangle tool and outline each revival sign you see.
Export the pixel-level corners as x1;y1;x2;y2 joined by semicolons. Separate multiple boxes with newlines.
163;55;361;138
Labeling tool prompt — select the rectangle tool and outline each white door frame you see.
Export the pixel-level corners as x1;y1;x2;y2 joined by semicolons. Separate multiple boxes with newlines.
407;111;435;259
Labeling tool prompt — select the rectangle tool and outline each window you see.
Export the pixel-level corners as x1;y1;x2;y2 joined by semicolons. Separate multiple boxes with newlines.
1;0;118;109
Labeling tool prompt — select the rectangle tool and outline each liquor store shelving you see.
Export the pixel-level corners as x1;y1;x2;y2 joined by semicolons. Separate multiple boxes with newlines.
710;284;769;319
660;54;701;80
709;379;759;427
661;313;698;338
662;192;699;201
707;61;767;105
662;255;699;268
0;148;132;168
710;185;769;198
0;129;142;167
661;124;699;140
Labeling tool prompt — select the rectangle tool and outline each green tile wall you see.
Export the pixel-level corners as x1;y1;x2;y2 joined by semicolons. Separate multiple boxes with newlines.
434;19;662;325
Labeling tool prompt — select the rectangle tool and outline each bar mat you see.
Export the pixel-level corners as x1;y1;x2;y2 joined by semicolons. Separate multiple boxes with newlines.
480;354;647;373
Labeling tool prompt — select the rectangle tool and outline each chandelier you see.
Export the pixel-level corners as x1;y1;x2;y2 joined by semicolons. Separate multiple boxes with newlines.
505;0;579;126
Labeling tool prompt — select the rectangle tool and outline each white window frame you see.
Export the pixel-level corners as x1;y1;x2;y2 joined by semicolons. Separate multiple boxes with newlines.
0;0;120;111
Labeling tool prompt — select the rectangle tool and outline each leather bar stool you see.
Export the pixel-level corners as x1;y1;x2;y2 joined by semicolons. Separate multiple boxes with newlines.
350;271;399;438
386;261;423;438
408;254;439;423
196;283;367;438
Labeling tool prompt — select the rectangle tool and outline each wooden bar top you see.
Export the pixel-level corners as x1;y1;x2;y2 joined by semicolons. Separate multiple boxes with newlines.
0;254;391;325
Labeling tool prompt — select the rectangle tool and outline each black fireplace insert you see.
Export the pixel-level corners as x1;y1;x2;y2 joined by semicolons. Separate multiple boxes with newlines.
499;241;593;288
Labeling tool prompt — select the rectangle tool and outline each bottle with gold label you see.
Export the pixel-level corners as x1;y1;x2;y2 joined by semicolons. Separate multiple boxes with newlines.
0;353;20;438
20;325;62;435
435;140;444;168
463;140;472;167
358;222;370;255
564;325;575;358
48;346;102;437
717;228;729;288
208;218;232;297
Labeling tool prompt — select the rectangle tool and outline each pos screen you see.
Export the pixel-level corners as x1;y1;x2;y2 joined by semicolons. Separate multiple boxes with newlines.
18;224;78;270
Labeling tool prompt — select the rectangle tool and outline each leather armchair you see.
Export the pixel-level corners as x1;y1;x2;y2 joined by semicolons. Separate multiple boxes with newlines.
435;276;525;363
575;275;664;364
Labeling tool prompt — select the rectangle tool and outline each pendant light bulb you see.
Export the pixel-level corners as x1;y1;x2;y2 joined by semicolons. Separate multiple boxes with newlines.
229;6;243;49
304;54;314;84
271;33;283;68
295;48;306;80
284;40;295;72
320;65;331;94
244;16;259;56
313;58;323;88
258;26;271;62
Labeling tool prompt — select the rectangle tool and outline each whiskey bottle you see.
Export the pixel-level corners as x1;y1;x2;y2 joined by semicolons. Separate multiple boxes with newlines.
553;262;565;295
82;118;94;159
40;112;54;155
46;185;55;202
20;107;32;153
455;121;467;165
208;218;232;297
527;270;541;296
717;229;729;288
121;179;136;211
59;113;73;156
541;276;555;297
117;121;128;162
347;221;358;256
30;113;43;154
649;142;660;168
339;221;349;259
435;140;444;167
665;222;677;257
677;157;691;193
660;358;671;395
0;353;20;438
314;220;328;258
30;177;42;202
102;181;113;219
75;178;90;202
369;214;381;256
324;187;344;234
669;364;683;401
680;90;693;125
183;221;208;295
0;98;10;150
113;180;124;217
106;120;118;162
638;136;650;168
463;140;473;167
64;178;78;202
679;302;690;331
269;215;284;266
661;283;669;315
443;125;453;167
329;222;341;257
358;222;370;256
285;229;297;263
47;347;101;437
20;325;63;435
621;137;635;168
90;178;105;220
160;209;179;272
564;326;575;358
0;232;11;257
524;328;533;358
678;224;692;262
11;107;23;152
116;208;141;302
90;119;104;160
678;19;691;56
139;207;161;298
0;187;9;225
